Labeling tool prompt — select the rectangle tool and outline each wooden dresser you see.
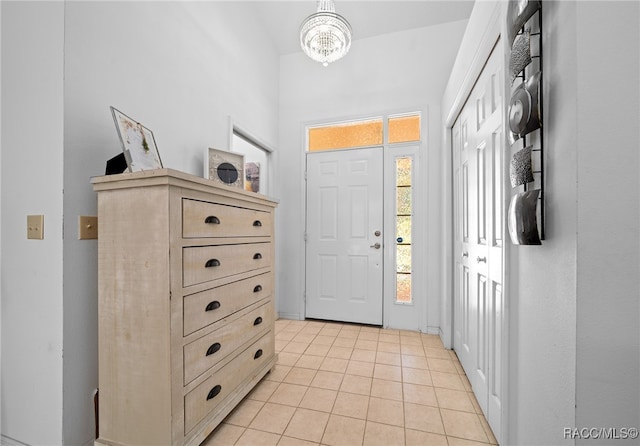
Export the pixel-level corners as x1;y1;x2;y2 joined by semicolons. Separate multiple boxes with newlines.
92;169;278;446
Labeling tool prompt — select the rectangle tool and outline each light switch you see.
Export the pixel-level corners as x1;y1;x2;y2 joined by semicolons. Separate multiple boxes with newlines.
27;215;44;240
79;216;98;240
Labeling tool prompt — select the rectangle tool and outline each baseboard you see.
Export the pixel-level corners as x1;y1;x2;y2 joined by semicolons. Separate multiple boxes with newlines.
1;435;30;446
276;312;302;321
425;326;441;336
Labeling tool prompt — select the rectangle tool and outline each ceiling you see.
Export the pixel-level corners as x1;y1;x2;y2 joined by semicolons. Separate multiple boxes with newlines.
250;1;476;55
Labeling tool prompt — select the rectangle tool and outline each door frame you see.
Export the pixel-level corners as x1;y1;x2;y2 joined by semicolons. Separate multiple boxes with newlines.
441;1;509;443
301;110;428;331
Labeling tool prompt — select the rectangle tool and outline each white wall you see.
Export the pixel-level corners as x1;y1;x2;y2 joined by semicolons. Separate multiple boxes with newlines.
277;20;468;330
574;2;639;442
62;3;279;444
1;2;280;444
1;2;65;444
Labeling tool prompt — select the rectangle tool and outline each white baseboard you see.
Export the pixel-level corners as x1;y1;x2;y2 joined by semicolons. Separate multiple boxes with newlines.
276;312;302;321
1;435;30;446
425;326;441;336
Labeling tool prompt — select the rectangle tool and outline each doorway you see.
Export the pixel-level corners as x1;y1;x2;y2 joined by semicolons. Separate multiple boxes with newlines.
303;113;423;330
305;147;384;325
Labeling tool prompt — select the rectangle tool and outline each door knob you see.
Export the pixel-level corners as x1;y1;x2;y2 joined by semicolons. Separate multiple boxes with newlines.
374;230;381;237
370;242;381;249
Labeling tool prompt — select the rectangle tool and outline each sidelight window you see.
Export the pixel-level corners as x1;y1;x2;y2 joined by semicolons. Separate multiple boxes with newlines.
395;157;413;303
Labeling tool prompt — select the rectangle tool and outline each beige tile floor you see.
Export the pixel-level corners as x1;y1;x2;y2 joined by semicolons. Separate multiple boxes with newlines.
203;319;498;446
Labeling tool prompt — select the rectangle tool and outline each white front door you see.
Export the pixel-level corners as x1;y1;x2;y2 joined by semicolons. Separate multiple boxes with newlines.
305;147;384;325
453;42;504;442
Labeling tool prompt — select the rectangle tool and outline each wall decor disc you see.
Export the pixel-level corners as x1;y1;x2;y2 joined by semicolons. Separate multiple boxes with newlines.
509;85;532;136
509;70;542;139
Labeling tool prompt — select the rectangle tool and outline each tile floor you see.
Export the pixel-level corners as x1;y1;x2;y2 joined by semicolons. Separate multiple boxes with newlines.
203;319;498;446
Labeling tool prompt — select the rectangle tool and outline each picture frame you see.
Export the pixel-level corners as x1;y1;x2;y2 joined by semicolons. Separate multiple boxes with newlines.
110;106;162;172
244;161;261;193
208;147;245;189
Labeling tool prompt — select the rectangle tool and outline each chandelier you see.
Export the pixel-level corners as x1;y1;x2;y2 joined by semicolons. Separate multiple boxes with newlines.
299;0;352;67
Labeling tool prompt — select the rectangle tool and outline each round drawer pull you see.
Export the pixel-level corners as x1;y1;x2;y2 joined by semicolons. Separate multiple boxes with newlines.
254;349;263;360
205;301;221;312
206;342;222;356
205;259;221;268
204;216;220;224
206;384;222;401
253;253;262;260
254;317;263;326
253;220;262;227
253;285;263;293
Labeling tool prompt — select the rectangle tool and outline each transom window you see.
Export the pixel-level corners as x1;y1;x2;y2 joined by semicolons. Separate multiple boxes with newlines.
306;112;421;151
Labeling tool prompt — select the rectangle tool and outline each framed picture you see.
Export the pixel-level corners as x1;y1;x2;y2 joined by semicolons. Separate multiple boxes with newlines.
208;148;244;189
245;161;260;193
110;106;163;172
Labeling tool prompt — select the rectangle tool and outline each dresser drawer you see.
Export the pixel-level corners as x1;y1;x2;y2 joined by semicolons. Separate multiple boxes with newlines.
183;199;272;238
184;301;273;385
184;332;274;434
183;243;271;287
183;272;272;336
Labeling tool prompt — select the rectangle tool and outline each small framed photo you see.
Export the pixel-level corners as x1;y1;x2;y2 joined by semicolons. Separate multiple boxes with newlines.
110;106;162;172
208;148;244;189
245;161;261;193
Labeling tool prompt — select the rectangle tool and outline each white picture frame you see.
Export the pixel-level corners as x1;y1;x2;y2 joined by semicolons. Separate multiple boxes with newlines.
208;147;244;189
110;106;162;172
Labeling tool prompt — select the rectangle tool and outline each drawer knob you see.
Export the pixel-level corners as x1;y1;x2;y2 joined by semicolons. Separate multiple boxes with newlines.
206;384;222;401
253;220;262;227
253;253;262;260
205;216;221;225
254;316;263;326
206;342;222;356
205;259;221;268
254;349;263;360
253;285;263;293
205;301;221;312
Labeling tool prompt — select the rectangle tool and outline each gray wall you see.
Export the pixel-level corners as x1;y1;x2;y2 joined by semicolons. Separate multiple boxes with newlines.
508;1;640;444
444;1;640;444
507;1;579;443
2;2;280;444
1;2;65;444
574;2;639;443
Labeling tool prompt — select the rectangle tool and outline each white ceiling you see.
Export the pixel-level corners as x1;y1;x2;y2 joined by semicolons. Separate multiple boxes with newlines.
249;1;476;55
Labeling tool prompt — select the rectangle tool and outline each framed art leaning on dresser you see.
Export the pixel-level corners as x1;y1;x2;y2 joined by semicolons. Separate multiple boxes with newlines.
91;168;278;446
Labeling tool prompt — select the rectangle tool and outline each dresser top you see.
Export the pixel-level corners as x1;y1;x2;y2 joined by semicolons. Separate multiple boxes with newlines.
91;168;278;207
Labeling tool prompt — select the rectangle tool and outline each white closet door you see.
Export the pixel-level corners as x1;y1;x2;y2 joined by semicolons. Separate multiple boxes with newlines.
453;42;504;442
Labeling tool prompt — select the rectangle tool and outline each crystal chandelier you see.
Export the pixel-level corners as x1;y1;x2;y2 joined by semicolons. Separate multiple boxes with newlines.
300;0;352;67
